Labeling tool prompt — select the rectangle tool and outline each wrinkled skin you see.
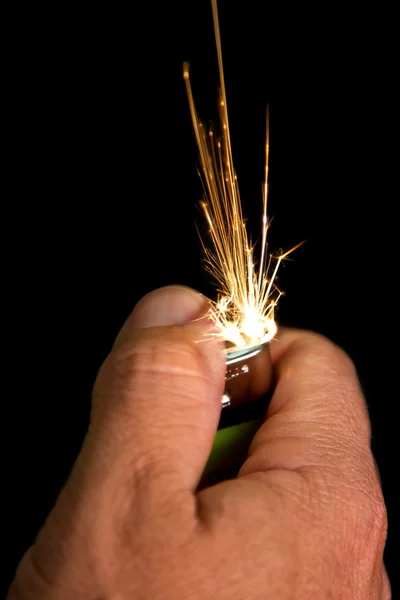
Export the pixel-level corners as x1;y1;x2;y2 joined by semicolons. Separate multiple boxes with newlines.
8;286;390;599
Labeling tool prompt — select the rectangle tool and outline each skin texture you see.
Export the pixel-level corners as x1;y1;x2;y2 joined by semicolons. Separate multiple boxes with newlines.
8;286;390;599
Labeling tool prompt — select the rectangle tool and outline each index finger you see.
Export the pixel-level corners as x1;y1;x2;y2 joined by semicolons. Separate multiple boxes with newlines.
239;327;374;481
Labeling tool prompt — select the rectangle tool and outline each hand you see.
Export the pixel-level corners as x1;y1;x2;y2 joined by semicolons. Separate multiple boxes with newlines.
8;286;390;599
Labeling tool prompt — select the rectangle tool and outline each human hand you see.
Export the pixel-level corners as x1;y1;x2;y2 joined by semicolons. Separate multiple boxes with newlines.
8;286;390;599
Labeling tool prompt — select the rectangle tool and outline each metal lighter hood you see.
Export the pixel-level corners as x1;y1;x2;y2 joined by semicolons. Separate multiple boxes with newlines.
222;343;273;409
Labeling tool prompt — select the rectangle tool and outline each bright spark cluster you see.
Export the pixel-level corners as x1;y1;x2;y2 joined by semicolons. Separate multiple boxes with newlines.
184;0;301;352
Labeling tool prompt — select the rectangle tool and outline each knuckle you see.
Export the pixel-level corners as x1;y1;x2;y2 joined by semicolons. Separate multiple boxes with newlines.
93;326;211;414
305;468;388;586
130;448;177;490
301;331;357;376
292;332;371;437
323;486;389;595
338;482;388;553
111;326;207;385
121;451;193;529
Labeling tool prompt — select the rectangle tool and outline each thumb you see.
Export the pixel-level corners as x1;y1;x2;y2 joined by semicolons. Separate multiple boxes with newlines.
8;287;226;599
91;285;226;492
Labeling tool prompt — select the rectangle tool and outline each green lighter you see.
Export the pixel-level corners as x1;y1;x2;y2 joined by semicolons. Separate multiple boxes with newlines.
198;342;273;489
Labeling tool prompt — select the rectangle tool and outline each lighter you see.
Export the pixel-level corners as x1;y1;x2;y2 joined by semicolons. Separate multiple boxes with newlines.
199;343;273;489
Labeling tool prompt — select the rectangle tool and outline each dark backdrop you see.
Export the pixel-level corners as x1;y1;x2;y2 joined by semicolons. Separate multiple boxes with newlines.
6;0;397;594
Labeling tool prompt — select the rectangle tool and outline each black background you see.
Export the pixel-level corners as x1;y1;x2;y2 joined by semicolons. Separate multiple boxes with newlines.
5;0;397;594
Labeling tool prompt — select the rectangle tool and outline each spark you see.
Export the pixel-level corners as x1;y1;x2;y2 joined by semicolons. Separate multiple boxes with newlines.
184;0;303;351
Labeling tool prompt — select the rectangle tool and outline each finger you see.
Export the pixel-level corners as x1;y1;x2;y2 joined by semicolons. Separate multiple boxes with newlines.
238;327;388;589
90;285;226;493
239;327;377;483
114;285;206;343
7;288;225;597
